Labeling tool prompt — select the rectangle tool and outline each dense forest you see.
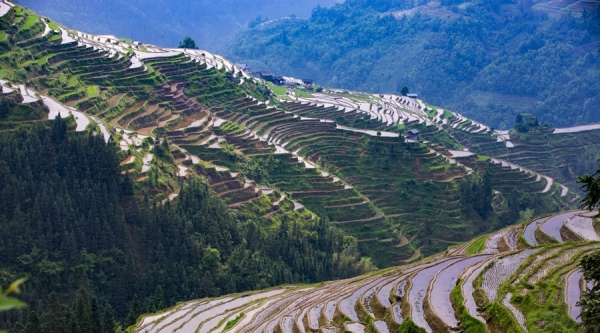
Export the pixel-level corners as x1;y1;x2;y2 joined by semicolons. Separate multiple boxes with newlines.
224;0;600;129
0;118;371;332
12;0;341;50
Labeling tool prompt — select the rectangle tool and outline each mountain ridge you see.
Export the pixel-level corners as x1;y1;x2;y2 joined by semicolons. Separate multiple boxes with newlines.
223;0;600;130
0;2;599;331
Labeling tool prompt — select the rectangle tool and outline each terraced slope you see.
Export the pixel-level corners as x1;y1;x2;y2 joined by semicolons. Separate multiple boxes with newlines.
450;124;600;193
0;2;580;265
134;210;600;332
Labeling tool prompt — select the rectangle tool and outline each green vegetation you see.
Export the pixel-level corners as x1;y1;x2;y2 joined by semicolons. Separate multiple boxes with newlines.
19;15;37;30
450;282;488;333
457;123;600;192
47;20;58;30
398;318;426;333
485;302;525;333
67;75;78;87
267;82;286;96
466;236;488;255
577;161;600;331
86;85;99;98
0;5;594;332
218;121;245;134
225;0;600;129
223;312;243;330
0;280;26;333
295;90;312;98
579;251;600;332
0;118;370;332
178;36;196;49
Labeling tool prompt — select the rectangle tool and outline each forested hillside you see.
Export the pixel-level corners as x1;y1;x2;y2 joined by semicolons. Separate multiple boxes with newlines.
0;118;370;331
13;0;340;50
0;2;597;331
224;0;600;129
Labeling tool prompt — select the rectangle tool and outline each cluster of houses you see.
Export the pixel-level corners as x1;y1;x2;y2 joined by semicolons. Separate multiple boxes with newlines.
235;64;313;88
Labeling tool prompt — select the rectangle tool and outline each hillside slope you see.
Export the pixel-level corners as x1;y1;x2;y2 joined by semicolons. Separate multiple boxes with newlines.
223;0;600;130
134;209;600;333
12;0;341;50
0;2;580;268
0;2;598;331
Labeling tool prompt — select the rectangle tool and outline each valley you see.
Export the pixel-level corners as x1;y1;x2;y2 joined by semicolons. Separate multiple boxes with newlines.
0;2;584;265
0;2;598;332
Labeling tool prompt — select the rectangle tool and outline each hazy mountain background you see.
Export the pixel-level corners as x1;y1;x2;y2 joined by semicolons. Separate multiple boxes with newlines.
14;0;600;129
13;0;342;50
223;0;600;129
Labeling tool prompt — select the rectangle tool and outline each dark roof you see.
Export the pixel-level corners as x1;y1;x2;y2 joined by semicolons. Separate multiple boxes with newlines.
256;70;273;76
408;129;419;135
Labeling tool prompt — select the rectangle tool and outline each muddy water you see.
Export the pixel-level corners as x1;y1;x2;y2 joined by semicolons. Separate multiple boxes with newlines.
71;110;90;132
339;279;380;321
177;289;284;332
540;211;585;242
462;258;495;324
377;278;399;308
153;300;223;333
523;218;546;246
345;322;365;333
554;124;600;134
482;249;539;302
374;320;390;333
89;115;111;142
566;270;584;323
566;216;600;241
392;303;403;324
336;125;400;137
308;303;323;328
430;256;489;328
408;258;462;333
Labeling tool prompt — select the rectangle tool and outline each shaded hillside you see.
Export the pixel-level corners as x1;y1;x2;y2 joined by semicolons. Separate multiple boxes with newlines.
13;0;341;50
132;209;600;333
224;0;600;129
0;2;578;269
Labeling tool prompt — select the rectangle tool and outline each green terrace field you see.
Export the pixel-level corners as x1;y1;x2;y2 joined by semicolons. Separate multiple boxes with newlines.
0;3;580;266
2;4;599;333
452;128;600;193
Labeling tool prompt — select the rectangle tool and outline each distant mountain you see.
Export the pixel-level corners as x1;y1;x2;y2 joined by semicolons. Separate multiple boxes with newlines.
12;0;342;51
223;0;600;129
2;2;599;331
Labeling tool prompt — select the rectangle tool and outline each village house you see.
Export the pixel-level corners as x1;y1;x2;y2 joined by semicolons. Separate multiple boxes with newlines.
302;79;313;87
235;63;251;72
407;129;419;140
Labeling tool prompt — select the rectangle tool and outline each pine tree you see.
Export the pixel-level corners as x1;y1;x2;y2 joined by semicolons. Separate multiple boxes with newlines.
24;310;41;333
125;294;141;327
102;307;116;333
41;293;67;333
74;287;92;333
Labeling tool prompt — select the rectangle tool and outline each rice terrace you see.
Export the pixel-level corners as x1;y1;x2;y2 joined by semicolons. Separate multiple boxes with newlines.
0;0;599;332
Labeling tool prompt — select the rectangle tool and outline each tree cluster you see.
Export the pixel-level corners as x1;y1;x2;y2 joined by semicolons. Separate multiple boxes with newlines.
225;0;600;129
459;172;493;219
0;117;369;331
577;160;600;331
